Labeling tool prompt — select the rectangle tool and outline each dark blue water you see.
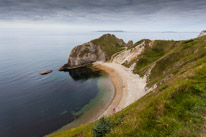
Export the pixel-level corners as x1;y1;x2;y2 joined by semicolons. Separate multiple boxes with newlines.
0;29;199;137
0;30;111;137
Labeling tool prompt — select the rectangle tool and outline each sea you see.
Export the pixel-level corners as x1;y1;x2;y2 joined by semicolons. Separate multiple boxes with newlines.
0;28;199;137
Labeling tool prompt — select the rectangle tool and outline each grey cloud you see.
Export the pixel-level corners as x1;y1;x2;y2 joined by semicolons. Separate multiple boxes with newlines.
0;0;205;30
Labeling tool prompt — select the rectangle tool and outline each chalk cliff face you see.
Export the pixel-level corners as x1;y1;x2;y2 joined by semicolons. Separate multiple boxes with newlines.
59;34;125;70
59;42;106;70
198;30;206;37
68;42;106;66
112;41;146;65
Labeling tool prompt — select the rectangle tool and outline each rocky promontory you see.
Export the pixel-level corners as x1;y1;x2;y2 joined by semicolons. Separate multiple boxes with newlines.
59;34;125;71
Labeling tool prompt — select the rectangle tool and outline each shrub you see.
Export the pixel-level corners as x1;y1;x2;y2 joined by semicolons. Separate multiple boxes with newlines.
93;117;111;137
159;85;168;91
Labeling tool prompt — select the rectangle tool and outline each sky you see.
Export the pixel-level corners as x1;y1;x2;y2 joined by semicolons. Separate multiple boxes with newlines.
0;0;205;31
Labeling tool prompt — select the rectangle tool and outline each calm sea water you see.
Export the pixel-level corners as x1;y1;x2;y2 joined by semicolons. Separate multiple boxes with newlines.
0;29;199;137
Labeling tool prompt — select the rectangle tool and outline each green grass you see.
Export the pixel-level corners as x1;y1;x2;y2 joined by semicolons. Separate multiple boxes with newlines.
103;60;206;136
195;35;206;41
48;65;206;136
133;40;178;77
146;39;206;88
91;34;125;60
48;35;206;137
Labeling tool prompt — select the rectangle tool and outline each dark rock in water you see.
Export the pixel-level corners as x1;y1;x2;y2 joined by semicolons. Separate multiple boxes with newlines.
40;70;52;75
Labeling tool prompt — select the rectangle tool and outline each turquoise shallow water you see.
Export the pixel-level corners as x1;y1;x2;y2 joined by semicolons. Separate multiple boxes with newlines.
0;29;199;137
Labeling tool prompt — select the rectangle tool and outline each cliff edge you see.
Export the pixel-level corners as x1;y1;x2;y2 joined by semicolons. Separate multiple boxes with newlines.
59;34;125;71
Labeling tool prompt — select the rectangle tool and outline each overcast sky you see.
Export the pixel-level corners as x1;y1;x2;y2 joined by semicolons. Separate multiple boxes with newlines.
0;0;205;31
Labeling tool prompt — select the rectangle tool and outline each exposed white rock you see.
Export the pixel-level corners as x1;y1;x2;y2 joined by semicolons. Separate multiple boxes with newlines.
111;41;145;65
68;42;106;67
94;61;147;111
59;42;106;70
144;63;156;81
198;30;206;37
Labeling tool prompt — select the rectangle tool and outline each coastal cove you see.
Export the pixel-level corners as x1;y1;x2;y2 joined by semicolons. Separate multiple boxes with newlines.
0;30;117;137
50;61;147;136
49;68;115;134
1;0;206;135
48;33;206;137
0;29;200;137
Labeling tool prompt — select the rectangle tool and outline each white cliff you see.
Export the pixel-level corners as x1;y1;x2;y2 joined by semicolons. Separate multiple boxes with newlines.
198;30;206;37
111;41;145;65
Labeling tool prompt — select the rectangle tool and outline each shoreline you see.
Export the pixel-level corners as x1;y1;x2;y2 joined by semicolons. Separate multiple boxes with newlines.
94;62;147;117
95;64;126;117
46;69;115;136
47;62;147;136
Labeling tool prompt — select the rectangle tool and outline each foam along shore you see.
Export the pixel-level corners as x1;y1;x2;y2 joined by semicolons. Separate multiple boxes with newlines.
94;61;147;117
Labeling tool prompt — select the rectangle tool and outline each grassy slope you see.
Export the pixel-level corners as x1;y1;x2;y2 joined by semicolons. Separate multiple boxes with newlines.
133;40;179;77
91;34;125;61
48;36;206;137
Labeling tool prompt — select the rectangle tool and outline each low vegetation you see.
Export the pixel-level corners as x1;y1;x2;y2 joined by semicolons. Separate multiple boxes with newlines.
133;40;178;77
91;34;125;60
93;117;111;137
79;48;91;57
48;35;206;137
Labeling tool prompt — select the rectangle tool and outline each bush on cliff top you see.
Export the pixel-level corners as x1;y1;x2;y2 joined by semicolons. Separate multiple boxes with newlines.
93;117;111;137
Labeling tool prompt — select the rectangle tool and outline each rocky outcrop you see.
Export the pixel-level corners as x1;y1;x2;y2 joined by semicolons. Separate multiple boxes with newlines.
126;40;133;47
59;34;125;71
59;42;106;70
40;70;52;75
198;30;206;37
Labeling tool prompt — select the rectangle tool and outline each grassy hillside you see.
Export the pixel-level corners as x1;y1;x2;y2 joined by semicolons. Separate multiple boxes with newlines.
48;36;206;137
91;34;125;60
133;40;178;77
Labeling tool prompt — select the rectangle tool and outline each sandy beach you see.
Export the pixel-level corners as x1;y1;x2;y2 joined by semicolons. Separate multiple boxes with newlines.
47;62;147;136
94;62;147;117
